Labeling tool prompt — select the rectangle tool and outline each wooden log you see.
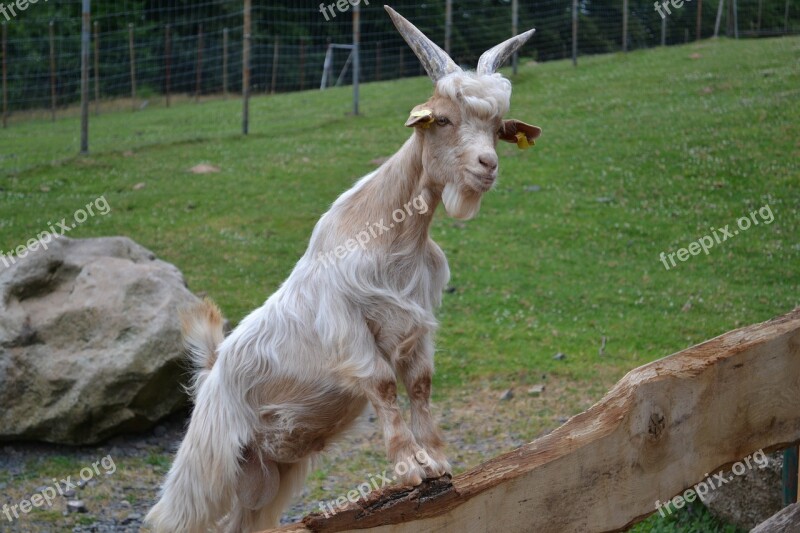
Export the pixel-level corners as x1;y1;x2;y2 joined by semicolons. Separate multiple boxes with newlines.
264;308;800;533
751;503;800;533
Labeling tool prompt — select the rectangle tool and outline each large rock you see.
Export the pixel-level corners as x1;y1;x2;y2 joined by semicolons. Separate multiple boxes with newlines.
704;450;784;530
0;236;198;444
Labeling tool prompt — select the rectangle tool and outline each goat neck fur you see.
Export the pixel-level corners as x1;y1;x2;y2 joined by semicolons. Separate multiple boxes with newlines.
145;8;541;533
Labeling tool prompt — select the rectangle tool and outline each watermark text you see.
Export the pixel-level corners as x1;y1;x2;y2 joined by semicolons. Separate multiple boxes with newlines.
1;195;111;268
318;450;431;517
654;448;768;517
659;204;773;271
2;455;116;523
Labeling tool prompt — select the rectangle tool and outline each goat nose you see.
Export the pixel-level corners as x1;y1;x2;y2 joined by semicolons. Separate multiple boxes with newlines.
479;153;498;171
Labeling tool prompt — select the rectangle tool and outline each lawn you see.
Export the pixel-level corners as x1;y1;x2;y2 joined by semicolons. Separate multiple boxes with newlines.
1;36;798;531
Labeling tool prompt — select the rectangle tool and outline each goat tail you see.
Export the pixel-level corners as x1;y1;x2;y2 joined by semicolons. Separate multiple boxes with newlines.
181;298;225;396
145;371;254;532
145;336;254;532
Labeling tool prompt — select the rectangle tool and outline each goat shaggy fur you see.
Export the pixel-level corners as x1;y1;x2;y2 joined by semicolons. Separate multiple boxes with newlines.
146;8;540;532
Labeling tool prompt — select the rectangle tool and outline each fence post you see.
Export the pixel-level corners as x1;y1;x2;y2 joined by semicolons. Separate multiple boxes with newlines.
299;38;306;90
784;447;799;505
512;0;519;74
222;27;228;98
732;0;739;38
622;0;629;52
353;3;360;115
165;25;171;107
726;0;734;35
80;0;90;155
1;23;6;128
93;20;99;115
374;41;380;81
445;0;452;56
242;0;251;135
353;4;361;115
270;37;279;94
195;23;203;101
696;0;703;40
714;0;724;37
784;0;790;33
661;15;666;45
399;46;404;78
572;0;578;66
757;0;762;31
321;42;332;89
49;21;56;122
128;23;136;111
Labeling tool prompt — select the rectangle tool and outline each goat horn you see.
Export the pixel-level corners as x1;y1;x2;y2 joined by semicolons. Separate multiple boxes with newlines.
477;29;536;75
385;5;460;82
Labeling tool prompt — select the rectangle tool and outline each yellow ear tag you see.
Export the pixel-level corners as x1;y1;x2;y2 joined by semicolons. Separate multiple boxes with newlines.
516;131;534;150
411;109;434;129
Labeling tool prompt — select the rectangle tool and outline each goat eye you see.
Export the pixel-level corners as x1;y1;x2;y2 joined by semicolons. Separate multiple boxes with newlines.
435;117;450;127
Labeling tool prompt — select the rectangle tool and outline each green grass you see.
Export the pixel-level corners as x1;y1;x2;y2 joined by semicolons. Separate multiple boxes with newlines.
2;36;799;530
631;500;746;532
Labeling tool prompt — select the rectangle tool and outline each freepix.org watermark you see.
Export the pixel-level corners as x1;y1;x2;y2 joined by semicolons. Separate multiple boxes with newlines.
659;204;774;271
316;193;429;268
318;450;432;518
653;0;691;19
319;0;368;21
0;0;47;22
654;448;768;517
2;455;116;523
0;195;111;268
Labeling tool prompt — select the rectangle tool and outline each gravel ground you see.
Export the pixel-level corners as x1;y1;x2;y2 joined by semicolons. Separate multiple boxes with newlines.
0;374;612;532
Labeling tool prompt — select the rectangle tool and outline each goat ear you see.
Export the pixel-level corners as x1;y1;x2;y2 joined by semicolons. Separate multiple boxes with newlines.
405;107;435;129
500;119;542;149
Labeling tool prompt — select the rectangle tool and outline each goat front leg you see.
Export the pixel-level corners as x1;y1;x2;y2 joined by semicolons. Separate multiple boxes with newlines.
361;359;441;486
397;335;451;479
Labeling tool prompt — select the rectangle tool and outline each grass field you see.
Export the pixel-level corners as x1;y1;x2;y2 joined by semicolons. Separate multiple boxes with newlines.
1;36;798;531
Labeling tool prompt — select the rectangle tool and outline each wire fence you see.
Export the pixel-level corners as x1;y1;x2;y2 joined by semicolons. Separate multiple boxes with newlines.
1;0;797;132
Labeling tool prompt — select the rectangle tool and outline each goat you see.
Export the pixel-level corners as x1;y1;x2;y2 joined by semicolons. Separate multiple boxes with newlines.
145;6;541;532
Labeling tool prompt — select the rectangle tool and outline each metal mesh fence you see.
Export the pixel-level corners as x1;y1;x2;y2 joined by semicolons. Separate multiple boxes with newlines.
1;0;796;126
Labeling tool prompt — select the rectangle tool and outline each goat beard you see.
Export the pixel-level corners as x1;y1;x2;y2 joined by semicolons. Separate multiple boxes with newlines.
442;183;483;220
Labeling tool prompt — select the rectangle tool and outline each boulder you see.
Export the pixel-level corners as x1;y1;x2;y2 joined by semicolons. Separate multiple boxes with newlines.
0;236;198;444
704;450;784;530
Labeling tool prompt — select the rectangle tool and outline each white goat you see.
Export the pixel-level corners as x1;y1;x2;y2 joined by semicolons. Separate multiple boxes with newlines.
145;6;541;532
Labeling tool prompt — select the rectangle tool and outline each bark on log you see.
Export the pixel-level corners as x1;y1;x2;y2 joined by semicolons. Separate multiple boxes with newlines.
266;308;800;533
751;502;800;533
